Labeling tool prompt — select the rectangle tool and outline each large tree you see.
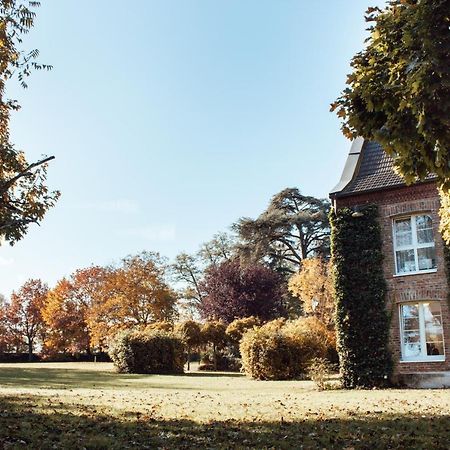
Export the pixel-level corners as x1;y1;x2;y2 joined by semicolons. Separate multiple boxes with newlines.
234;188;330;273
7;278;48;359
88;252;178;348
0;0;58;244
331;1;450;188
199;259;285;324
42;267;106;355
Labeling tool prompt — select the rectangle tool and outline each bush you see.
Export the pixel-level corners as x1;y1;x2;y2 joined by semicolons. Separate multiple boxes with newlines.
307;357;336;391
108;329;186;374
226;316;260;345
240;317;331;380
199;347;241;372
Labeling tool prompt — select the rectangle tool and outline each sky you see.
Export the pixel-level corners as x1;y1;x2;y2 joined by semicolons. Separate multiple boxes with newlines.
0;0;386;297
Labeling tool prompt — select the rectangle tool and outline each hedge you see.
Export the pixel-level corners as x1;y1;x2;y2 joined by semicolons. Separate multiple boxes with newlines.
108;329;186;374
239;317;329;380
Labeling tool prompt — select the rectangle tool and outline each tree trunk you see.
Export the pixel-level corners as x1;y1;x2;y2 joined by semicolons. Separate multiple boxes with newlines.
187;347;191;371
27;340;33;362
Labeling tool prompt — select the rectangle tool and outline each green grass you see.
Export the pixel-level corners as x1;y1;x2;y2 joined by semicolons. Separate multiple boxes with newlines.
0;363;449;449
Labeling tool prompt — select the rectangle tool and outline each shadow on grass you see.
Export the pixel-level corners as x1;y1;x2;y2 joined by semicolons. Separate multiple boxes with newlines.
184;371;245;378
0;366;244;391
0;395;448;449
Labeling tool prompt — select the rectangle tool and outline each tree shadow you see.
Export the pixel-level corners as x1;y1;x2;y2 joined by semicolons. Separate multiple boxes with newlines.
184;371;245;378
0;395;448;449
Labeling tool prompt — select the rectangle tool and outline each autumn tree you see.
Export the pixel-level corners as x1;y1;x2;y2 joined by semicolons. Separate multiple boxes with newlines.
199;259;285;324
200;320;227;370
6;279;48;359
0;0;58;244
175;320;202;370
42;266;106;355
331;1;449;187
288;258;335;329
88;252;178;348
234;188;330;274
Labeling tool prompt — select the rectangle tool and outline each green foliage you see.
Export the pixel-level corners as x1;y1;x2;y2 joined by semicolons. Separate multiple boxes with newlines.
330;205;392;388
239;318;329;380
332;1;450;188
234;188;330;273
108;329;186;374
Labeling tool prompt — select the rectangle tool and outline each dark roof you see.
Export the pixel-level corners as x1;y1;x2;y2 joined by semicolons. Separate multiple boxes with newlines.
330;139;435;198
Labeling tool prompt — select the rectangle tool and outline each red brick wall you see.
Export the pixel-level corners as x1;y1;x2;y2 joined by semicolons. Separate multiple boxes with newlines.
335;182;450;375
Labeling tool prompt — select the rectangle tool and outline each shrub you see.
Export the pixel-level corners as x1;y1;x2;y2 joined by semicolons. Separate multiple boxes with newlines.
199;347;241;372
108;329;186;374
307;357;336;391
226;316;260;356
240;317;331;380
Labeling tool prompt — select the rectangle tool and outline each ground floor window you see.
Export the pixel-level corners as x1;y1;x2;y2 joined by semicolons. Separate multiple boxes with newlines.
400;301;445;361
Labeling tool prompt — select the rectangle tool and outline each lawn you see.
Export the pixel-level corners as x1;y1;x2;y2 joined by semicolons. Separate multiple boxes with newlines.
0;363;449;449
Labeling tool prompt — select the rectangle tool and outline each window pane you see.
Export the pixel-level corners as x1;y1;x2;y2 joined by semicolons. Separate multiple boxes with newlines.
396;249;416;273
395;219;412;246
417;228;434;244
423;302;444;347
402;304;419;319
426;342;444;356
416;215;434;244
417;247;437;270
403;331;421;357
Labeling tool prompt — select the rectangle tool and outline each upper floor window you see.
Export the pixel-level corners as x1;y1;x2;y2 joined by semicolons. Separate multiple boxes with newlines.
393;214;437;275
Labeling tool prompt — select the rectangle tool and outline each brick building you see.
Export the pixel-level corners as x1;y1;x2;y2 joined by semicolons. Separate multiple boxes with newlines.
330;138;450;388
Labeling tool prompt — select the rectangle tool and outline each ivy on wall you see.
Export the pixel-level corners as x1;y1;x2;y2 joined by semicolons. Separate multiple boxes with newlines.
330;204;392;388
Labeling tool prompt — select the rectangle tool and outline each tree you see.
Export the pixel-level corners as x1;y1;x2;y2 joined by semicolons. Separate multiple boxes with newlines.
175;320;202;370
7;279;47;360
234;188;330;274
88;252;178;348
172;232;236;319
199;259;285;324
331;1;450;188
41;266;106;355
0;0;58;244
198;232;236;267
288;258;335;329
171;252;204;317
200;320;227;370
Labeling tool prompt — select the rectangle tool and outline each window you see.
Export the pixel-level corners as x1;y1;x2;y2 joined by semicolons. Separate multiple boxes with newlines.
393;214;437;275
400;302;445;361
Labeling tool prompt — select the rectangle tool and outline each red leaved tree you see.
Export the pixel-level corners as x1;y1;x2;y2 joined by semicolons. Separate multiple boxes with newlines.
199;260;285;324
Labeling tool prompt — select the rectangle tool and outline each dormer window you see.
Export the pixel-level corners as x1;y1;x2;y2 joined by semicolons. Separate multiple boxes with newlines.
393;214;437;275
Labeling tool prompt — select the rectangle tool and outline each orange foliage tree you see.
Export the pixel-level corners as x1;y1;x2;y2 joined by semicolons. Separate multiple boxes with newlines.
42;267;106;355
87;252;178;349
288;258;335;329
6;279;48;359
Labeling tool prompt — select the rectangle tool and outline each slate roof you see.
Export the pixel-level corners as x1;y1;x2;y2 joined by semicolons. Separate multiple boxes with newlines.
330;139;436;198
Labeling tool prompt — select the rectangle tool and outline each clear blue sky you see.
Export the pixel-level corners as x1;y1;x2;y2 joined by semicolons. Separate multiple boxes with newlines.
0;0;385;297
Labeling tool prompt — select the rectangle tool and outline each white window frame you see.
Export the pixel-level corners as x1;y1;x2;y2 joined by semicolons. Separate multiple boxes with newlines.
392;213;437;276
399;301;445;363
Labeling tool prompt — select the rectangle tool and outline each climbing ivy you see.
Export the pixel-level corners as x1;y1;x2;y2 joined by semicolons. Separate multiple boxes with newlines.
330;205;392;388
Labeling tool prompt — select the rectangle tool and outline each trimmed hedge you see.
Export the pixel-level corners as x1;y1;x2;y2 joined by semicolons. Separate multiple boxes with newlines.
330;205;392;388
239;318;329;380
108;329;186;374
